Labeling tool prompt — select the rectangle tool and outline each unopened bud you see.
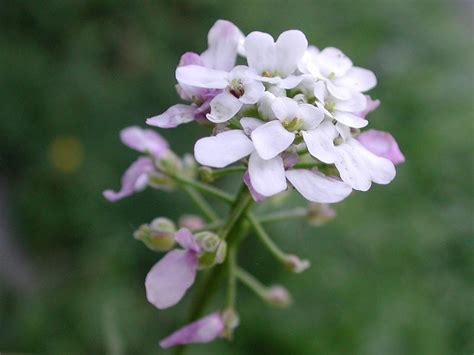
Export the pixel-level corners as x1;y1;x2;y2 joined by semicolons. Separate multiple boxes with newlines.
284;254;310;273
196;233;227;269
133;217;176;252
198;166;214;183
179;215;205;230
181;153;197;178
221;308;239;340
264;285;292;308
307;203;336;226
148;171;176;190
156;151;182;174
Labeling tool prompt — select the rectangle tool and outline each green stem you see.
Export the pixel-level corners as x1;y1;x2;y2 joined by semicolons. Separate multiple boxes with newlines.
171;172;234;203
293;161;324;169
220;187;253;240
211;165;246;179
246;213;288;264
235;266;267;300
225;247;237;309
182;186;218;222
257;208;308;224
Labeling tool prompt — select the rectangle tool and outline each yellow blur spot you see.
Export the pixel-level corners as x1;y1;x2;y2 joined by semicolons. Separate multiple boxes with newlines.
48;136;84;173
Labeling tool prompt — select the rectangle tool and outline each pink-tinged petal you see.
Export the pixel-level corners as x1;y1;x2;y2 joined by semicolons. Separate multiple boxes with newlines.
356;96;380;118
275;30;308;77
120;126;169;158
160;312;224;348
334;66;377;92
317;47;353;78
286;169;352;203
103;157;154;202
194;130;254;168
201;20;243;71
271;97;299;122
245;31;277;75
240;117;264;135
334;111;368;128
356;129;405;165
179;52;204;67
145;249;197;309
175;228;200;252
146;104;196;128
248;152;287;197
334;139;396;191
176;65;229;89
243;170;266;202
298;104;324;130
282;152;298;169
302;121;339;164
206;92;242;123
251;121;295;160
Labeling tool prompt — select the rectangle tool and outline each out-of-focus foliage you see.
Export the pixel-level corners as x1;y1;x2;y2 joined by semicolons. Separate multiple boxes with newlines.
0;1;472;354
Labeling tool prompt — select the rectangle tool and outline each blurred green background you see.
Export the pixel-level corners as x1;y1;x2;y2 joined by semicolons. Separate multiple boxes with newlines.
1;0;473;354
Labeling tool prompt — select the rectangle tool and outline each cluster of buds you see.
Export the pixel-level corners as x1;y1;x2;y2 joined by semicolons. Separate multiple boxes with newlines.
104;19;404;350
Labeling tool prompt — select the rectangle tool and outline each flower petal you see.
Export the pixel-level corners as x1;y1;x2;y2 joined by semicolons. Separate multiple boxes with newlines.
240;80;265;104
302;121;339;164
243;170;266;202
257;91;277;120
334;111;368;128
206;92;242;123
317;47;353;77
244;31;276;75
176;65;228;89
248;152;287;197
334;66;377;92
326;81;352;100
333;91;367;113
278;75;306;89
275;30;308;77
160;312;224;348
298;104;324;130
251;120;295;160
194;130;254;168
286;169;352;203
146;104;196;129
200;20;242;71
175;228;200;252
103;157;154;202
334;139;396;191
356;129;405;165
271;97;299;122
356;95;380;118
120;126;169;158
145;249;197;309
240;117;264;135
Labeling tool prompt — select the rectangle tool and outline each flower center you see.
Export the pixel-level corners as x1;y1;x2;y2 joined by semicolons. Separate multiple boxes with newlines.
283;117;304;132
229;80;245;98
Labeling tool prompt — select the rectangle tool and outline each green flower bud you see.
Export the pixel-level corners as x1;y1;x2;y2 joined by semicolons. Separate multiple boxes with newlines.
195;233;227;269
264;285;292;308
133;217;176;252
198;166;214;183
195;231;220;252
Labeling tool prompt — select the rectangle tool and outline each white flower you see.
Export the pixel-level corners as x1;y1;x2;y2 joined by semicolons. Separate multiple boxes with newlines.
299;46;377;100
194;121;352;203
244;30;308;89
314;81;369;128
176;65;265;123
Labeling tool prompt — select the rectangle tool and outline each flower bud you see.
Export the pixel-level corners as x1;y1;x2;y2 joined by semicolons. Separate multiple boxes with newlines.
307;203;336;226
156;151;182;174
181;153;197;178
198;166;214;183
195;232;227;269
133;217;176;252
264;285;292;308
221;308;240;340
284;254;310;273
147;171;176;190
179;215;205;230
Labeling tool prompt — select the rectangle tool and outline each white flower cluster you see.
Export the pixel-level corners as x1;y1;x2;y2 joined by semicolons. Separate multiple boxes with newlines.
147;20;404;203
